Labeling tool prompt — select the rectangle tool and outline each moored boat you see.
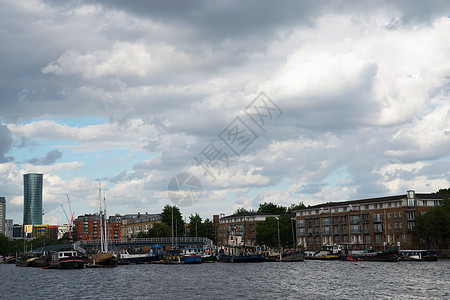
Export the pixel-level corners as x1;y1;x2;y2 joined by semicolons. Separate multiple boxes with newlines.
43;251;85;269
201;250;217;262
304;250;340;260
117;250;161;265
217;246;265;263
339;248;399;262
399;250;438;261
182;254;203;264
90;252;118;267
281;250;305;262
304;244;341;260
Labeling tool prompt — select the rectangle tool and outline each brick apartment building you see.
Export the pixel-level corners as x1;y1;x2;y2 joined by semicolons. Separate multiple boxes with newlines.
74;214;122;243
217;212;281;246
295;190;449;251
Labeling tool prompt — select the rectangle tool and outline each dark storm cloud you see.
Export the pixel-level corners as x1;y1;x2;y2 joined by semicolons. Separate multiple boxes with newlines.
25;149;63;165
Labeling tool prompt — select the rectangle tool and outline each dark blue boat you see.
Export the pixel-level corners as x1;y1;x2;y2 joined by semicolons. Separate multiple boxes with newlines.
217;248;265;263
182;254;202;264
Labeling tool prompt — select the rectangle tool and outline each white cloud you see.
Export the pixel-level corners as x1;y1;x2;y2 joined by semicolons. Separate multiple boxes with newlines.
2;1;450;224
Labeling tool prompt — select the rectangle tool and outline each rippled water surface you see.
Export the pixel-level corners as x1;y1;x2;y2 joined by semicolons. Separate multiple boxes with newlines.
2;260;449;299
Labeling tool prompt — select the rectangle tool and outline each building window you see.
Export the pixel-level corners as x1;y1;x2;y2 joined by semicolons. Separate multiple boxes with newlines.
316;237;321;245
365;235;371;244
388;223;392;229
373;214;383;222
350;215;360;224
374;224;383;233
402;234;407;244
322;217;331;226
375;235;381;244
350;225;361;234
420;211;426;216
314;219;320;226
297;220;305;227
399;212;402;217
322;227;331;235
407;211;415;221
387;212;391;218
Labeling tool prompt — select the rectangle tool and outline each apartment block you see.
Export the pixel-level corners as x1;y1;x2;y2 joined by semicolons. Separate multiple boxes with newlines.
295;190;449;251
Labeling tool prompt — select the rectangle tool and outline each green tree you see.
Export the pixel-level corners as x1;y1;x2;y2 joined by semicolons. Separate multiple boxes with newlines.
161;205;185;237
149;222;171;238
0;233;9;254
136;231;149;238
189;213;204;237
256;216;295;248
255;217;278;247
235;207;248;215
257;202;287;214
9;239;27;254
287;202;307;213
414;198;450;248
203;218;216;241
435;187;450;194
57;232;71;244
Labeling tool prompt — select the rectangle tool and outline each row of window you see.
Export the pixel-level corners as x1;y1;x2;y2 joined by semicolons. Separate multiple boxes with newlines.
297;211;412;228
298;233;408;246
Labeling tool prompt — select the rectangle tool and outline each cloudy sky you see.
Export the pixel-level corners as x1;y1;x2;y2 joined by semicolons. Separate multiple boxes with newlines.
1;0;450;225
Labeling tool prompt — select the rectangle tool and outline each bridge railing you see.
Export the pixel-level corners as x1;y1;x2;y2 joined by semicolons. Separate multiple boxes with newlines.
79;237;212;245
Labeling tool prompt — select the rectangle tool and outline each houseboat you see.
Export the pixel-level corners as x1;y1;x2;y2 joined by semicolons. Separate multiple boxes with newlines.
43;251;85;269
399;250;438;261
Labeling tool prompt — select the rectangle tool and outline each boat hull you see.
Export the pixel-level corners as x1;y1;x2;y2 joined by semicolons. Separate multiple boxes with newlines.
183;255;202;264
281;251;305;262
217;252;265;263
44;258;85;269
340;249;399;262
304;255;340;260
90;252;118;267
118;254;161;265
202;255;217;262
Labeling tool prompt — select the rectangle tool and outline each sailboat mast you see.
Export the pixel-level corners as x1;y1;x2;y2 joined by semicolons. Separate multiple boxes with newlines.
103;193;109;253
99;184;104;253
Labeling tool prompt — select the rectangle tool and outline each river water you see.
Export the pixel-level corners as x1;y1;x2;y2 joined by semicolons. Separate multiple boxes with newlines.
1;260;449;299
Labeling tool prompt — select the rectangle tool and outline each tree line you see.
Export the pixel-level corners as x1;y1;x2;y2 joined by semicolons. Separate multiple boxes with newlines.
136;204;216;241
234;202;306;248
414;188;450;248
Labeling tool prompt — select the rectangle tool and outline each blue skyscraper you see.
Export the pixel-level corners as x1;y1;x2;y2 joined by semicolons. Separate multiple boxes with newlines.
23;173;43;226
0;197;6;235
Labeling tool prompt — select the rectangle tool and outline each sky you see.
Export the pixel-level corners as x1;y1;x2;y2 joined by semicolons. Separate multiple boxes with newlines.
1;0;450;225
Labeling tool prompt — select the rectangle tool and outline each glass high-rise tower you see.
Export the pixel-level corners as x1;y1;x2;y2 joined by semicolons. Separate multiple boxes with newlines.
23;173;43;226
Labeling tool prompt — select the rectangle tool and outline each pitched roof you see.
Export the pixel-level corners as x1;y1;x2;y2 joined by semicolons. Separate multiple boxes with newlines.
299;193;449;211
